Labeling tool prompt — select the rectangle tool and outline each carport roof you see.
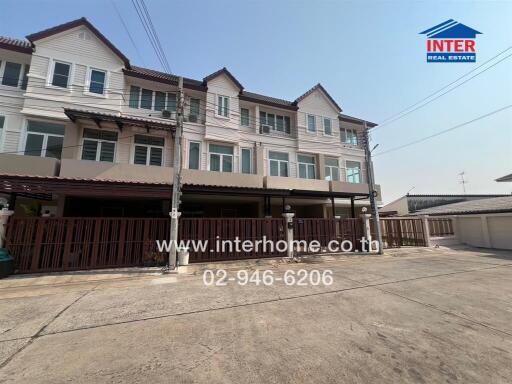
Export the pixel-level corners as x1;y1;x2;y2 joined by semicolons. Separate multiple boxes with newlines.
411;196;512;216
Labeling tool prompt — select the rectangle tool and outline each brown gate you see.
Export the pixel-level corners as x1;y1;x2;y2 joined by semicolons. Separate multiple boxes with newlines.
5;217;169;273
293;218;364;253
179;218;286;262
372;218;426;248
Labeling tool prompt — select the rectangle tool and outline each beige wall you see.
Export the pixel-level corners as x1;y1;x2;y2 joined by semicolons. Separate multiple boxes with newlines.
452;213;512;250
0;153;60;176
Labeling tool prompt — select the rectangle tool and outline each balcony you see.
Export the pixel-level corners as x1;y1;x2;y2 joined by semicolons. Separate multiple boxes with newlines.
183;169;264;189
265;176;330;192
0;154;60;176
59;159;173;183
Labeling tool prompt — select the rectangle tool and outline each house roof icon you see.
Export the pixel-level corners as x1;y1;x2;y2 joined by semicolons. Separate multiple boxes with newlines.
420;19;482;39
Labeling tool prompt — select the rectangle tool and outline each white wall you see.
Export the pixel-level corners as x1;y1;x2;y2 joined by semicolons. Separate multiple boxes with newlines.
452;213;512;250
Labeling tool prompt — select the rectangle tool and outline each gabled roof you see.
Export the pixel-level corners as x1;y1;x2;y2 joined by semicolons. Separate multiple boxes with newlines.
26;17;131;68
123;66;205;91
496;173;512;182
420;19;482;39
339;113;377;128
203;67;244;90
0;36;32;54
294;83;342;112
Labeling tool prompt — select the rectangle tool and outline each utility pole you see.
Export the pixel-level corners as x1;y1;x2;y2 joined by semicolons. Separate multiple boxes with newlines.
168;76;184;271
459;171;468;194
362;123;383;254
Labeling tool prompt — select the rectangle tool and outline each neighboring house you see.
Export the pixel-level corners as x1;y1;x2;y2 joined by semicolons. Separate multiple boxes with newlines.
411;196;512;250
0;17;380;219
380;193;510;216
495;173;512;182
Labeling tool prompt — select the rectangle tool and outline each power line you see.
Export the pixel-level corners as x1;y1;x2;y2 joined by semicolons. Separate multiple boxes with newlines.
110;0;146;66
373;105;512;157
372;50;512;131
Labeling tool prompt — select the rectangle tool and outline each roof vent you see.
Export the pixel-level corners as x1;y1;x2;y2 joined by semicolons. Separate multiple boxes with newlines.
78;31;91;41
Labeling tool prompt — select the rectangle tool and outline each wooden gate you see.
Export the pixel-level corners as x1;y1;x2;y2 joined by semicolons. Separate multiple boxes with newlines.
372;218;426;248
179;218;286;262
293;218;364;253
5;217;169;273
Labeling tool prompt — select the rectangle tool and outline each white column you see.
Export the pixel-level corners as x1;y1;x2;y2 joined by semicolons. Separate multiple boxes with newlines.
420;215;431;247
282;212;295;258
0;207;14;249
360;213;372;251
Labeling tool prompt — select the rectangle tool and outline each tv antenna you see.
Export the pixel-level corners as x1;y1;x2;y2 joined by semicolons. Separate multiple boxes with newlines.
459;171;468;194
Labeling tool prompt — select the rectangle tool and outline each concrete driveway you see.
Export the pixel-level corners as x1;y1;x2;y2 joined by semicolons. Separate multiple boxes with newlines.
0;246;511;383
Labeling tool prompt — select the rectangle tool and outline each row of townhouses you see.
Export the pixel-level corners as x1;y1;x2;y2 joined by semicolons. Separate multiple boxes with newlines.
0;17;381;219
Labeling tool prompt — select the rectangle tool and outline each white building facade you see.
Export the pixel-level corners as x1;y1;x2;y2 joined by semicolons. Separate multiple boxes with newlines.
0;18;380;218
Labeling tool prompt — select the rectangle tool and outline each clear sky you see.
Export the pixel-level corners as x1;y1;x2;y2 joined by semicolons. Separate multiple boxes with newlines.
1;0;511;203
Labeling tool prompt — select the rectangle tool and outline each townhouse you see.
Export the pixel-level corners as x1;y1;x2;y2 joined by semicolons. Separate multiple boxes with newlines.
0;17;381;219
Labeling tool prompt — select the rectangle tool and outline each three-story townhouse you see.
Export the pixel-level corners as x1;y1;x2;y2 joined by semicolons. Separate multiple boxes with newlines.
0;17;380;219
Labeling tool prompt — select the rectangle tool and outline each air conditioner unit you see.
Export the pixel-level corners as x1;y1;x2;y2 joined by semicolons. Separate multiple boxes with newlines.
161;109;171;119
260;124;272;134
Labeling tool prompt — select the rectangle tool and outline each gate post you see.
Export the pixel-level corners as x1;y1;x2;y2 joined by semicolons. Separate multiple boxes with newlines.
282;211;295;258
360;213;373;252
419;215;431;247
0;207;14;249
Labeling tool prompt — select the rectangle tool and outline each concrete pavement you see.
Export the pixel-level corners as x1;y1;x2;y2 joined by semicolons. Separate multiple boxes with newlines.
0;246;511;383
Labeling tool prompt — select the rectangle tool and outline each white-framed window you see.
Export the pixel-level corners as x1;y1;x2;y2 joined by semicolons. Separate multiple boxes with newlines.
140;88;153;110
133;134;165;166
241;147;252;174
21;64;30;90
240;108;250;126
154;91;166;111
167;93;177;112
81;128;118;162
217;95;229;117
87;68;107;95
342;128;358;145
323;118;332;135
298;154;316;179
189;98;200;122
209;143;233;172
307;114;316;133
269;151;289;177
188;141;201;170
346;161;361;183
325;157;340;181
2;61;22;87
50;61;71;88
129;86;178;113
129;86;140;108
24;120;65;159
260;111;291;133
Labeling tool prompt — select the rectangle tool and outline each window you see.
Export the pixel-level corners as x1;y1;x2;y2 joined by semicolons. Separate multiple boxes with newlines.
188;142;200;170
81;128;118;162
21;65;30;90
133;135;164;166
189;98;200;122
2;62;22;87
87;69;106;94
323;118;332;135
342;128;358;145
167;93;177;112
325;158;340;181
307;114;316;132
129;86;140;108
346;161;361;183
241;148;252;174
217;95;229;117
154;91;166;111
24;121;65;159
298;154;316;179
260;112;291;133
51;62;71;88
209;144;233;172
140;89;153;109
240;108;250;126
269;151;289;177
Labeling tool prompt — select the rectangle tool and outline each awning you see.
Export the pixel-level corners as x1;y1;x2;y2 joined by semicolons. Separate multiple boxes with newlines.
64;108;176;133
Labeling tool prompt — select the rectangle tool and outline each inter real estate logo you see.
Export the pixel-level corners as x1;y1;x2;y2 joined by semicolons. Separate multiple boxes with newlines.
420;19;482;63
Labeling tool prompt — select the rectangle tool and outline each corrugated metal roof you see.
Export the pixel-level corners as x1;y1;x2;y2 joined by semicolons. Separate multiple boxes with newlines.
411;196;512;216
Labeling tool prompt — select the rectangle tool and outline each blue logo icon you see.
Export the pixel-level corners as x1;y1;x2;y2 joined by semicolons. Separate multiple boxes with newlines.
420;20;482;63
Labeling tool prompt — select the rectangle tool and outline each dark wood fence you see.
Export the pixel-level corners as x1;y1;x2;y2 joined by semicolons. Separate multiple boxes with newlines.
293;218;364;252
5;217;169;273
371;218;426;248
180;218;287;262
428;218;454;237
